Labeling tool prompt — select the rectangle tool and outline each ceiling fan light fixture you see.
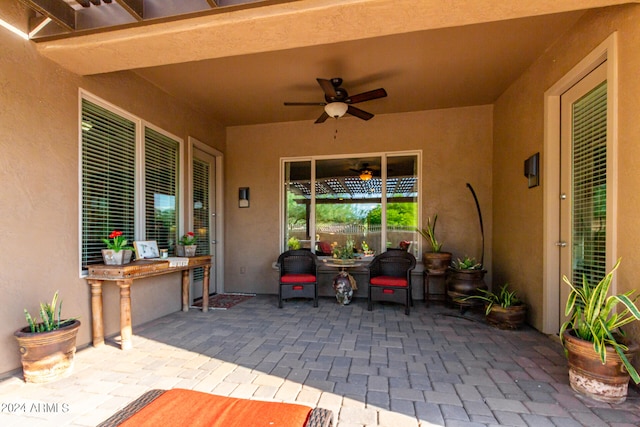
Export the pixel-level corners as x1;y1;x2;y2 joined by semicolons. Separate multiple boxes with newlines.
359;170;373;181
324;102;348;118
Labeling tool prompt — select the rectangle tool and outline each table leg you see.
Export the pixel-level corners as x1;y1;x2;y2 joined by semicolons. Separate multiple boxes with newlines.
88;280;104;347
182;270;190;312
117;279;133;350
202;265;211;312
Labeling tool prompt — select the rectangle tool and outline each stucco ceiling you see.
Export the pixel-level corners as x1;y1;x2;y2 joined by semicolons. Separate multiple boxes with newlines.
24;0;638;127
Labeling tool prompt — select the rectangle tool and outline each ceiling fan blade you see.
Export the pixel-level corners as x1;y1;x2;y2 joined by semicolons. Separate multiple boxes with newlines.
347;88;387;104
347;105;374;121
284;102;327;106
317;78;337;98
315;111;330;124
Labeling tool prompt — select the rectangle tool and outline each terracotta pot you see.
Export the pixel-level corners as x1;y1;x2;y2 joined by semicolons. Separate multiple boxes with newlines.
446;268;487;310
101;249;132;265
422;251;451;274
563;329;639;403
14;320;81;383
486;304;527;329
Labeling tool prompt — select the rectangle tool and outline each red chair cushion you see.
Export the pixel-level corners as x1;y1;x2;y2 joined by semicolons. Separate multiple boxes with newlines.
370;276;408;287
317;241;332;254
281;273;316;283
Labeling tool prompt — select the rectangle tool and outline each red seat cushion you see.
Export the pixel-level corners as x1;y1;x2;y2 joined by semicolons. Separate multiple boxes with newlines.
370;276;407;287
281;273;316;283
119;388;312;427
317;241;332;254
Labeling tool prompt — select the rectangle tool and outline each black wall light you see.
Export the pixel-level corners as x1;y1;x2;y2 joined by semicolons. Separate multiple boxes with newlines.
524;153;540;188
239;187;250;208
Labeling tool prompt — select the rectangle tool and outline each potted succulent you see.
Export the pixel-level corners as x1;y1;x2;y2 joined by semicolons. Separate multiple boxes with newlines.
14;291;80;383
417;215;452;274
332;238;356;265
461;283;527;329
101;230;134;265
447;257;487;311
176;231;198;256
559;258;640;403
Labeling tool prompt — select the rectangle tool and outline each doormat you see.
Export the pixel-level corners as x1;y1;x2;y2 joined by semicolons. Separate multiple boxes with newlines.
192;293;255;310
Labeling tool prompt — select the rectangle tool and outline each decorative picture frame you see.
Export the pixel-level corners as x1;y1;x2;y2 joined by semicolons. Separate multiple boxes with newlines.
134;241;160;259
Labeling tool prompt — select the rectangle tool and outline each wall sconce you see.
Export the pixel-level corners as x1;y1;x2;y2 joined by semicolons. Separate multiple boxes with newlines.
524;153;540;188
239;187;250;208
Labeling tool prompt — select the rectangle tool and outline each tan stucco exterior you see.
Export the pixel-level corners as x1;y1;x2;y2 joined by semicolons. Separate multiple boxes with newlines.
493;5;640;339
0;3;224;375
1;2;639;377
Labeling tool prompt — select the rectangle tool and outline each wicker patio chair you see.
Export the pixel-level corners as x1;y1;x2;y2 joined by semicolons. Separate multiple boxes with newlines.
277;250;319;308
367;250;416;315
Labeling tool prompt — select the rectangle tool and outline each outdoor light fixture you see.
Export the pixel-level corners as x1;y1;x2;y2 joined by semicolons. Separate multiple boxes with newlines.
324;102;348;118
359;170;373;181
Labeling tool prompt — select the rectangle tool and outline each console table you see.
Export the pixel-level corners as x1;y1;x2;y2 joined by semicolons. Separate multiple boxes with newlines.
86;255;211;350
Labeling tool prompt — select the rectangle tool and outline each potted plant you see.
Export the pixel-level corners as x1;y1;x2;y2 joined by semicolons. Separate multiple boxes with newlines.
14;291;80;383
417;215;452;274
447;257;487;311
559;258;640;403
176;231;198;256
332;238;356;265
101;230;134;265
461;283;527;329
287;236;301;250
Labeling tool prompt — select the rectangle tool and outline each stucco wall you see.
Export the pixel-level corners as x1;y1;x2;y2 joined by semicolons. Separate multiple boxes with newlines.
225;106;493;296
493;4;640;339
0;4;224;376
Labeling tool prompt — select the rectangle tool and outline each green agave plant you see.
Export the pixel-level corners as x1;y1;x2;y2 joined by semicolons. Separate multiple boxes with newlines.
462;283;522;315
416;215;443;252
559;258;640;384
24;291;76;333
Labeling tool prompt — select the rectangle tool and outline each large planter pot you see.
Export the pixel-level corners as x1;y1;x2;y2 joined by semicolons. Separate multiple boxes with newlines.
176;245;197;257
446;268;487;311
101;249;132;265
563;329;639;403
423;251;452;274
14;320;81;383
486;304;527;330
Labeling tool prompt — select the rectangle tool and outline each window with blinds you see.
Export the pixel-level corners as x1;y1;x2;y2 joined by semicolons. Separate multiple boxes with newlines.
144;127;179;251
571;80;607;286
192;158;211;282
81;99;136;270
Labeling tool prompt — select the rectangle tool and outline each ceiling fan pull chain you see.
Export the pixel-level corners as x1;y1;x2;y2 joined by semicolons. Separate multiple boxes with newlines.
334;118;339;140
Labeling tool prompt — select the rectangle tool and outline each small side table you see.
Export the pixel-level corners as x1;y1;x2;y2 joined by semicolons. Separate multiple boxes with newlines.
423;269;447;307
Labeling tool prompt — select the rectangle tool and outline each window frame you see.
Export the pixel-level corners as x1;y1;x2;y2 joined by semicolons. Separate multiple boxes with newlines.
78;90;184;276
279;150;422;257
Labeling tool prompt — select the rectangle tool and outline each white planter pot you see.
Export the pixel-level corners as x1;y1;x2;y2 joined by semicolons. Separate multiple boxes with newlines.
176;245;197;257
101;249;132;265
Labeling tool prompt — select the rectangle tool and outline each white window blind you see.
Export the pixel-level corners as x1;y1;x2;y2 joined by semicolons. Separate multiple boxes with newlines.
192;158;211;281
571;80;607;286
144;127;179;251
81;99;136;270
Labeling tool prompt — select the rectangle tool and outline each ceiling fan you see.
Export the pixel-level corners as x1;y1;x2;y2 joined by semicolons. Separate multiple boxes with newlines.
284;78;387;124
350;163;378;181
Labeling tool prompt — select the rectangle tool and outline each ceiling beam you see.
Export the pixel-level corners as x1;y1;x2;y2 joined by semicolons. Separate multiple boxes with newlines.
115;0;143;21
75;0;91;7
206;0;219;6
89;0;101;6
19;0;76;31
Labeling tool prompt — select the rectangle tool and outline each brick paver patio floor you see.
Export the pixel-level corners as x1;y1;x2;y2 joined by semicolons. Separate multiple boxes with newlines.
1;295;638;426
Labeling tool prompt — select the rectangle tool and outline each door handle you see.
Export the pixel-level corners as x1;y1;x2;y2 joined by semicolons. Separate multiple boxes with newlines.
555;241;567;247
